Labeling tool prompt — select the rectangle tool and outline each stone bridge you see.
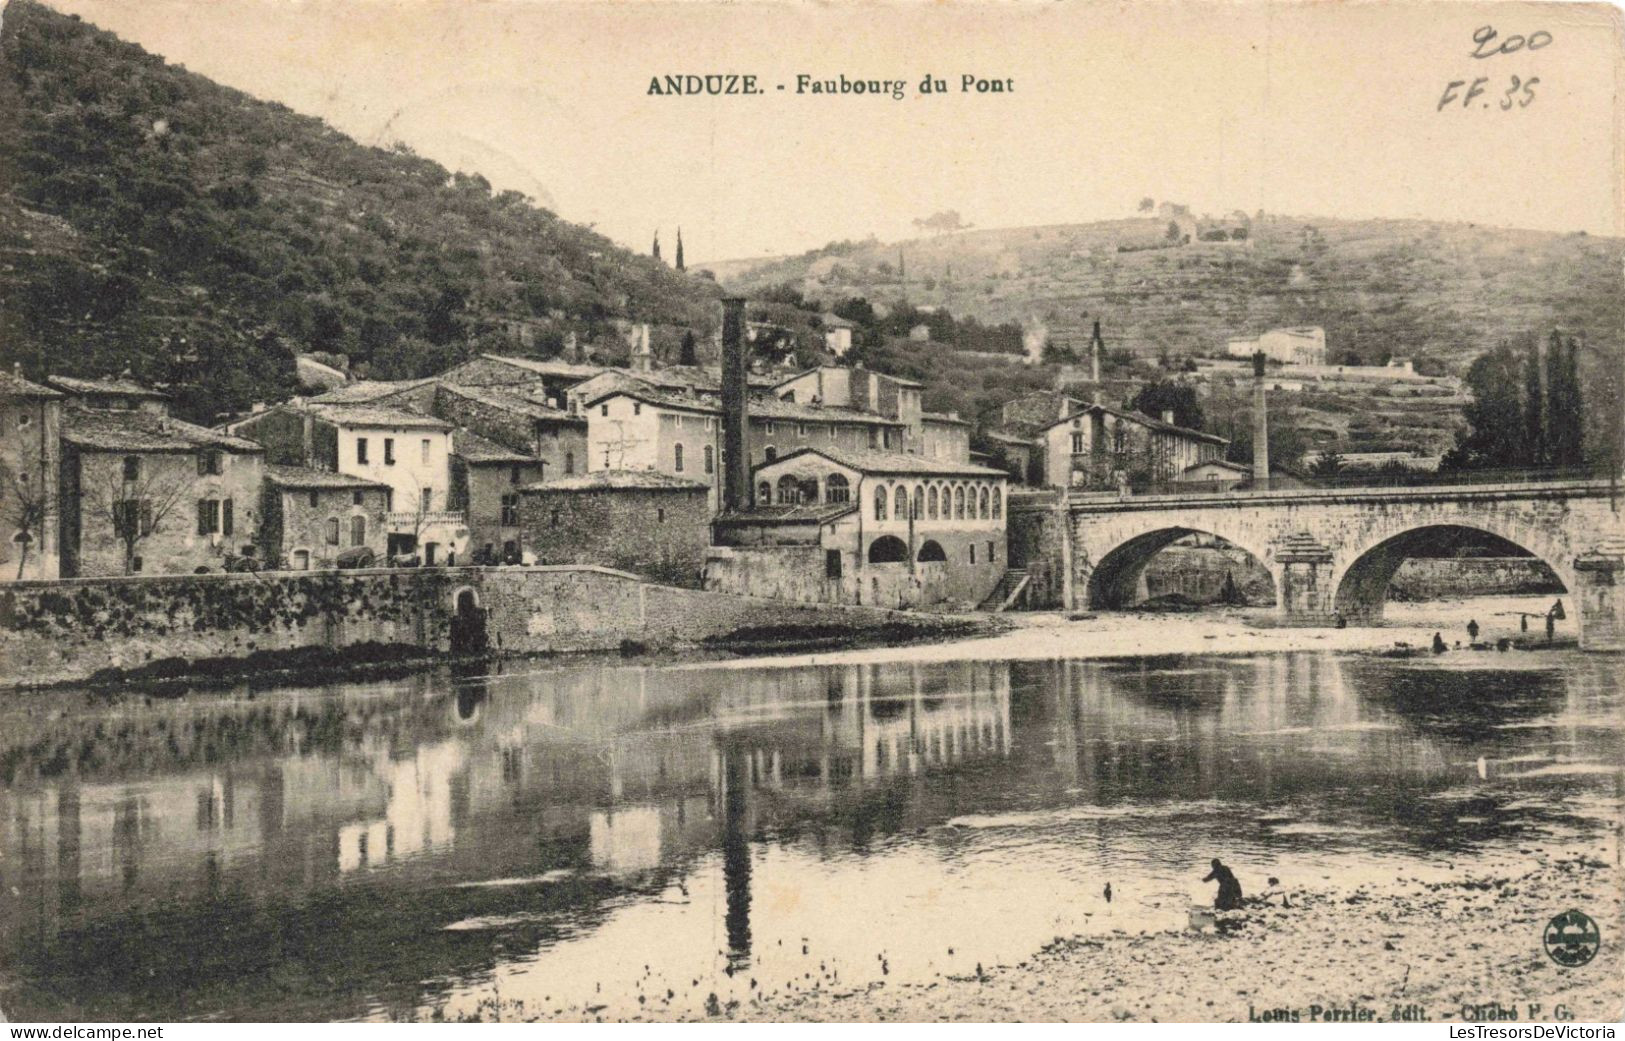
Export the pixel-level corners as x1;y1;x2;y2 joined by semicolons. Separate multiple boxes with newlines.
1011;479;1625;651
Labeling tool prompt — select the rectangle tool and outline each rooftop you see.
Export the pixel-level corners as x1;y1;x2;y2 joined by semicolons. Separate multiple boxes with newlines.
520;469;710;493
306;378;438;404
1040;403;1229;446
473;354;608;382
587;378;904;426
436;382;581;423
0;371;62;399
264;464;389;490
47;374;170;400
922;411;969;426
714;502;859;525
63;407;264;453
452;428;537;464
759;446;1007;478
305;403;452;430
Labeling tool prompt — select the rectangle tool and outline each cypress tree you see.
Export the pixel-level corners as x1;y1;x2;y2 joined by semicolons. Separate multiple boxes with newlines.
1522;334;1544;466
1545;330;1574;465
679;330;698;366
1559;335;1586;464
652;230;661;261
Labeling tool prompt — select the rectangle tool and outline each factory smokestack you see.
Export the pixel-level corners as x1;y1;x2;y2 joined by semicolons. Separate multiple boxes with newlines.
721;297;751;511
1252;351;1270;487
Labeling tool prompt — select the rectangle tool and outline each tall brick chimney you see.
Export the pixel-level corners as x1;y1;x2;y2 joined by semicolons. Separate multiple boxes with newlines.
632;323;654;373
721;298;751;511
1252;351;1270;487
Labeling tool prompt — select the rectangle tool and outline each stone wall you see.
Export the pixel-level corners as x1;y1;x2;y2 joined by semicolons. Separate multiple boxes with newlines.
0;564;962;688
1006;493;1066;608
516;485;711;586
1387;557;1564;600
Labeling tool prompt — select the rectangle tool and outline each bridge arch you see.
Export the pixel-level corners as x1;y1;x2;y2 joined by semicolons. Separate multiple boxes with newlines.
1331;522;1572;627
1084;525;1279;610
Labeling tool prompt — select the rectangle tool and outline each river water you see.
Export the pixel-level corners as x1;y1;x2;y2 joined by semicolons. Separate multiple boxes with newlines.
1;647;1619;1021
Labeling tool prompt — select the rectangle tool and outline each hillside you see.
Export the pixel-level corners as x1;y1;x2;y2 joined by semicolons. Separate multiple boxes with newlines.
0;0;720;423
711;214;1625;457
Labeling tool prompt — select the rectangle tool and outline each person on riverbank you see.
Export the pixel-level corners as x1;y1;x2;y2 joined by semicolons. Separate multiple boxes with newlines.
1202;858;1244;910
1431;632;1446;654
1467;619;1479;642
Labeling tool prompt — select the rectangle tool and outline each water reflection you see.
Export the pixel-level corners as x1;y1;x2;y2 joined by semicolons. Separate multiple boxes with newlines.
0;652;1617;1021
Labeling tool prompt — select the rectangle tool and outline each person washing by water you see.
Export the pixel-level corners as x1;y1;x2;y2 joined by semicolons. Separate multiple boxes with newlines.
1202;858;1244;910
1467;619;1479;642
1432;632;1447;654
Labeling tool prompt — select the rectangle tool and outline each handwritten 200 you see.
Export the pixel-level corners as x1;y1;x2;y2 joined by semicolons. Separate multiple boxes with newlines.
1438;25;1551;112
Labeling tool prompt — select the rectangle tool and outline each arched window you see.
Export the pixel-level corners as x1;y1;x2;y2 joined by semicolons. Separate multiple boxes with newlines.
703;445;715;474
874;484;888;521
564;451;575;475
916;539;947;562
867;535;909;563
992;487;1002;519
674;443;684;472
1113;418;1128;455
913;484;924;519
757;480;772;505
826;473;850;503
928;485;939;519
894;485;908;521
979;486;990;519
954;485;966;520
776;474;801;505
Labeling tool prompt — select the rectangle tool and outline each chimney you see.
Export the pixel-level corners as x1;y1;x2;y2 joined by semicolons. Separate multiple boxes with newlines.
721;298;751;511
632;324;653;373
565;331;580;363
1161;408;1176;425
1089;319;1103;385
1252;351;1270;486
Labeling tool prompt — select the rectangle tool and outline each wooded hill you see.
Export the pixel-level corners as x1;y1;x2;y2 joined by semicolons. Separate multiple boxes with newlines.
0;0;720;423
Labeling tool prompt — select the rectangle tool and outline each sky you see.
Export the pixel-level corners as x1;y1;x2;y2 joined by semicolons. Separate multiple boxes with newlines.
33;0;1624;263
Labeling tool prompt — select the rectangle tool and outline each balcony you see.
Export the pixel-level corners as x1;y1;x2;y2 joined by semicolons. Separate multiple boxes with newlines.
387;510;468;533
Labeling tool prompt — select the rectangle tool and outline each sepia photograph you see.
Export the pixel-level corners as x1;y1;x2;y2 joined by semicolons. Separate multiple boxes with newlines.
0;0;1621;1027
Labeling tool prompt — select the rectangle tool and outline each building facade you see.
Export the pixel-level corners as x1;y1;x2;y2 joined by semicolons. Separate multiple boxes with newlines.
1037;404;1227;490
0;372;63;581
259;465;390;570
515;471;711;586
1226;326;1328;366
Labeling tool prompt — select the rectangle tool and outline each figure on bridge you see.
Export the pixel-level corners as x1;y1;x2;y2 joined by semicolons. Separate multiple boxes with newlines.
1203;858;1244;911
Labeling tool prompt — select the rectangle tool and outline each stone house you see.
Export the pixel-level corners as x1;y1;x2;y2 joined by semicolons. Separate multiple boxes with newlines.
59;407;265;577
515;470;711;586
226;402;464;564
1036;403;1227;490
259;465;390;570
921;412;970;461
435;354;606;410
0;371;63;581
46;375;171;416
451;429;547;564
707;447;1009;609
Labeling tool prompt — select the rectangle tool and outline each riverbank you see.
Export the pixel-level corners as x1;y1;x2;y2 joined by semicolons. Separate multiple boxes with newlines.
699;839;1623;1023
686;594;1588;673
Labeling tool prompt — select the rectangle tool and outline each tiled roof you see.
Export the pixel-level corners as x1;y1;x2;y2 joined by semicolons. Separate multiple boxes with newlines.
305;403;451;430
922;411;969;426
772;365;923;391
520;469;709;492
760;446;1006;478
476;354;606;381
438;383;580;422
986;429;1034;445
63;407;264;453
586;378;903;426
264;465;388;489
306;378;437;404
452;428;536;464
1039;403;1229;446
0;371;62;399
47;375;169;399
715;502;858;525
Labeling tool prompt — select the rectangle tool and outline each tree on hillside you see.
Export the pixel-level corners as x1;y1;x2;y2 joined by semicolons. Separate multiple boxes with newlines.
1138;197;1155;213
678;330;698;366
1131;381;1204;431
912;211;970;235
1442;342;1528;470
1522;335;1545;466
1547;332;1585;465
1310;449;1345;477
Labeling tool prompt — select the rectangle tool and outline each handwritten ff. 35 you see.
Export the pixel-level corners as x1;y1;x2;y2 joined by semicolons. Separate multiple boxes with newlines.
1439;25;1550;112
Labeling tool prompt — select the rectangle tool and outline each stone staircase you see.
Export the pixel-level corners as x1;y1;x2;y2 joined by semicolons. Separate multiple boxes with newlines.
979;568;1031;612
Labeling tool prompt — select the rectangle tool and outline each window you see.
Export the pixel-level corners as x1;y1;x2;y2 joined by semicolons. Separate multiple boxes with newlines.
825;549;843;579
796;423;807;437
500;494;519;526
826;473;850;503
928;486;939;519
992;487;1002;519
674;443;685;472
421;439;430;464
776;475;800;505
309;490;320;508
987;540;996;563
674;415;683;429
197;499;221;535
356;438;369;465
222;499;233;537
764;421;775;434
17;411;30;430
601;404;610;417
704;445;715;474
122;455;141;482
326;517;340;545
131;555;143;573
1113;419;1128;455
291;550;308;571
421;487;434;511
351;515;366;546
564;452;575;475
970;543;977;564
874;485;888;521
510;465;522;485
1071;432;1085;454
954;486;966;519
657;507;666;523
550;507;561;528
757;481;772;504
197;450;222;475
980;486;990;519
353;490;364;506
868;428;880;449
913;485;924;519
763;446;776;463
828;426;837;442
633;402;642;416
113;499;149;540
894;485;908;520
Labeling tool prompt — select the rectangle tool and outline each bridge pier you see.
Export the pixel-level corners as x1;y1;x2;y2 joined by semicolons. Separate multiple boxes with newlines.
1275;533;1337;626
1574;542;1625;652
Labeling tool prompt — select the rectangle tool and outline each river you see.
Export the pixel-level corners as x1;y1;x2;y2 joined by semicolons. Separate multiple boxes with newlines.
0;643;1619;1021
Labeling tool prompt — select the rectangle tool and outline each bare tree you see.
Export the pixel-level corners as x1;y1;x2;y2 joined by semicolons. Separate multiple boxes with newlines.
596;419;651;470
86;459;190;575
0;461;54;579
